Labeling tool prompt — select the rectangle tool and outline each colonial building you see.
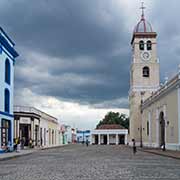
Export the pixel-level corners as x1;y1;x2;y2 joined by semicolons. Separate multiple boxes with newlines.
91;124;128;145
14;106;62;148
60;125;68;145
14;106;41;147
0;28;19;152
129;4;180;150
141;71;180;150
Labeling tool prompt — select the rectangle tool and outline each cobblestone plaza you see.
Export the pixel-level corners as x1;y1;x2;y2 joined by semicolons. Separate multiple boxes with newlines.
0;145;180;180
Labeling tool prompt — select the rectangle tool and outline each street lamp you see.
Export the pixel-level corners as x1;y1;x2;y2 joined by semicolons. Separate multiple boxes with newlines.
140;91;145;148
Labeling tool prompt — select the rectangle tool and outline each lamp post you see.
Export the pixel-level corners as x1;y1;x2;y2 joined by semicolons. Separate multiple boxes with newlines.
140;101;143;148
140;91;145;148
162;116;166;151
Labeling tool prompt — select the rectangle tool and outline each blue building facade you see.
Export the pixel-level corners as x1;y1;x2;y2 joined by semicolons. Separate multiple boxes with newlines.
0;27;19;152
77;130;91;143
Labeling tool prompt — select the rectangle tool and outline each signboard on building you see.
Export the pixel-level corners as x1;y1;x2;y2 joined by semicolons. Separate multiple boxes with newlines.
20;117;31;124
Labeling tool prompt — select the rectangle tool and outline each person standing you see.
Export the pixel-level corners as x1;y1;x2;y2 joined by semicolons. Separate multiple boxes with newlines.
41;137;43;147
15;137;20;152
86;139;89;147
17;137;21;152
132;139;137;154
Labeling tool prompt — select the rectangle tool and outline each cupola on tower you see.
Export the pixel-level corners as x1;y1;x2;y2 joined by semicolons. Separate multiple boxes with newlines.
129;3;160;146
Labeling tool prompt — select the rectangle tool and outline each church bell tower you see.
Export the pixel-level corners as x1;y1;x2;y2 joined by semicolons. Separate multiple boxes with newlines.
129;3;160;145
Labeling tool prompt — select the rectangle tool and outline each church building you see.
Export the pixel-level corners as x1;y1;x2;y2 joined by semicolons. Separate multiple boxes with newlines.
129;4;180;150
0;27;19;152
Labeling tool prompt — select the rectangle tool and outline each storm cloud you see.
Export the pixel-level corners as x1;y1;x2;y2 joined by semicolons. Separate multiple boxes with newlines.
0;0;131;108
0;1;179;128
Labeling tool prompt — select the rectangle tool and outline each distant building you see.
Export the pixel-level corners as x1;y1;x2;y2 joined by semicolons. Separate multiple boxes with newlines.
76;130;91;143
14;106;62;148
91;124;128;145
0;27;19;152
60;125;68;144
71;128;77;144
64;125;72;144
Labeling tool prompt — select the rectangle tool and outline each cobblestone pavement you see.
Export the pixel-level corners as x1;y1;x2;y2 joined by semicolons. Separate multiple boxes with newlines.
0;145;180;180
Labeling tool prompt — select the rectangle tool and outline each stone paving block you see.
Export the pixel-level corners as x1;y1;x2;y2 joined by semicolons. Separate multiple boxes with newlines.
0;145;179;180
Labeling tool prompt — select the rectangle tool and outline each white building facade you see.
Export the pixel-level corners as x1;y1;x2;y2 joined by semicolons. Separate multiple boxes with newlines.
0;28;19;152
91;125;128;145
14;106;62;148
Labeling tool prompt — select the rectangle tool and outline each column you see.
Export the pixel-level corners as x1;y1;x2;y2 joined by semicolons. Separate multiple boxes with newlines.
125;134;128;145
98;134;101;145
17;119;20;138
156;108;159;147
14;119;16;139
107;134;109;145
31;118;34;146
10;120;13;147
116;134;118;145
163;105;167;147
90;134;93;144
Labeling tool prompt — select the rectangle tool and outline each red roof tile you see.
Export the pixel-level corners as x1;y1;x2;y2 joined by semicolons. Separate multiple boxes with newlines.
96;124;125;130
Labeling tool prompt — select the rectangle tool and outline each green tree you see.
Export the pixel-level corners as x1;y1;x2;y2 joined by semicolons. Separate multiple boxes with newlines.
96;111;129;129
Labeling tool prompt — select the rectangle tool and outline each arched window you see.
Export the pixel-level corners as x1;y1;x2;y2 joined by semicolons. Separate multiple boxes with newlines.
143;66;150;77
147;40;152;50
5;58;11;85
4;89;10;113
139;40;144;50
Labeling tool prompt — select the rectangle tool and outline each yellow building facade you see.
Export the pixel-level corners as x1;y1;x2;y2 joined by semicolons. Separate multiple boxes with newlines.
142;75;180;150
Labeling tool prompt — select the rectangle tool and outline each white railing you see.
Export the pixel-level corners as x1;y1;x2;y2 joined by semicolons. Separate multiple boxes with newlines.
14;105;41;116
14;105;58;123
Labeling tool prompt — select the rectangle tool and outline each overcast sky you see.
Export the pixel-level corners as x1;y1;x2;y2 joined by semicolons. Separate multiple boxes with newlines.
1;0;179;129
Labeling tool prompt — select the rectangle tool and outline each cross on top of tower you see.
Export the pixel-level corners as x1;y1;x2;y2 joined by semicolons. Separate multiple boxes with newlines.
140;2;146;19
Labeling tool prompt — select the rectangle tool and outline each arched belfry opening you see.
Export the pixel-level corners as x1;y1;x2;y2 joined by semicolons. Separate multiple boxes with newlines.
143;66;150;77
159;111;165;150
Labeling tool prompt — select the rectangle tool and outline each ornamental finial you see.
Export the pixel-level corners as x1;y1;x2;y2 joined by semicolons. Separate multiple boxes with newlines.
140;2;146;19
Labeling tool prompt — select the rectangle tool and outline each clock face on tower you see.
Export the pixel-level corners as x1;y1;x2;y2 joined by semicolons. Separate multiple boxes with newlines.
141;51;151;61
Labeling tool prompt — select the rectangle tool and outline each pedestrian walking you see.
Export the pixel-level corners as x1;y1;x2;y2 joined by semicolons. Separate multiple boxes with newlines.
29;138;33;148
15;137;20;152
21;137;25;150
86;139;89;147
15;138;18;152
5;141;11;152
132;139;137;154
13;138;17;152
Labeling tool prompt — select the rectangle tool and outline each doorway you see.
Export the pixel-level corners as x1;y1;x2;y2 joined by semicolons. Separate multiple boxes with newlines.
20;124;30;146
94;135;98;144
159;111;165;147
119;135;125;144
103;135;107;145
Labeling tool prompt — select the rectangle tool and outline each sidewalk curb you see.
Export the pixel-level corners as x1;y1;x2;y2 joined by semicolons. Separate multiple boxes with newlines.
0;144;68;161
0;151;37;161
40;144;68;151
139;148;180;160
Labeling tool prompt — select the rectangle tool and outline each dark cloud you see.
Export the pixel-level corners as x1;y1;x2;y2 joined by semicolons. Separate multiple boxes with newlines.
2;1;178;109
152;1;180;80
0;1;146;108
